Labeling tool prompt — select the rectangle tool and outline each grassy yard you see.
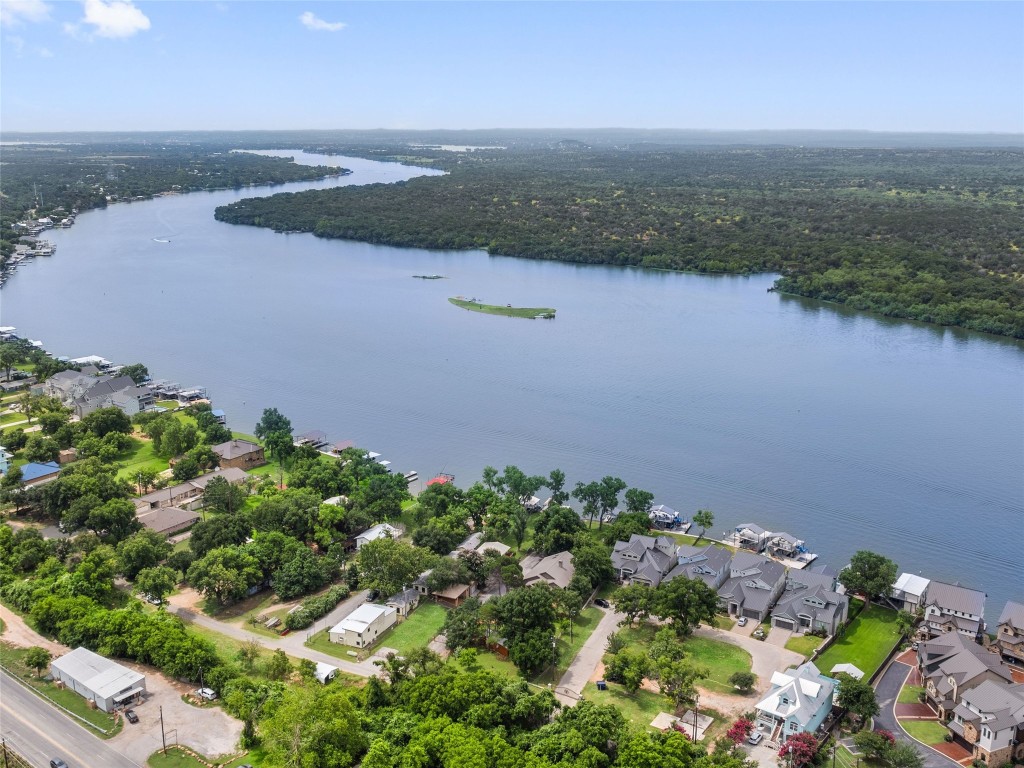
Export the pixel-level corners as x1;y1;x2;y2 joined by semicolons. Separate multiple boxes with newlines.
0;642;122;736
583;680;668;728
833;745;860;768
898;684;926;704
148;748;210;768
786;634;825;659
815;604;901;679
154;400;180;410
115;436;169;483
306;629;364;662
375;604;448;656
899;719;949;744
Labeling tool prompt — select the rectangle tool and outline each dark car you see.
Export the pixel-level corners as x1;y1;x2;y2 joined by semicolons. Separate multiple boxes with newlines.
594;598;610;608
125;709;139;724
365;589;380;602
50;760;69;768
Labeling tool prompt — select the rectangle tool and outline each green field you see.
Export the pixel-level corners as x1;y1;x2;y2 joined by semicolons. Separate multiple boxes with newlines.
375;604;448;656
899;719;949;744
449;297;556;319
147;748;209;768
115;436;170;482
814;604;901;679
786;634;825;659
898;684;926;704
583;680;668;729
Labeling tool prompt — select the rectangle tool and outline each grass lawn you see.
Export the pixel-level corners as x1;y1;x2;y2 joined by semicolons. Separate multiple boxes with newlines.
815;604;901;679
115;436;169;483
306;628;364;662
898;684;926;704
473;650;522;680
583;680;668;728
0;642;122;736
786;634;825;659
899;719;949;744
154;400;181;410
834;745;862;768
375;604;448;656
713;614;735;630
148;747;209;768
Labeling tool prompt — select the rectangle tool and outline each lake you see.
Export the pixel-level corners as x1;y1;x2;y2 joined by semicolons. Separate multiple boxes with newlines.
1;150;1021;624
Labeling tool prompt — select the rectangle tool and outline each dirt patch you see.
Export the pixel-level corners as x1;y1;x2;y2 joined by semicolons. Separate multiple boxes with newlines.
931;742;971;761
0;604;64;654
895;703;935;717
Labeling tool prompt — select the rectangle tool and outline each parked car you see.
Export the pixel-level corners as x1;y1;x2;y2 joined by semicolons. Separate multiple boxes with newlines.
737;616;748;627
125;709;139;724
753;627;766;639
196;687;218;701
50;760;69;768
143;593;163;605
594;598;610;608
365;589;380;602
747;731;764;745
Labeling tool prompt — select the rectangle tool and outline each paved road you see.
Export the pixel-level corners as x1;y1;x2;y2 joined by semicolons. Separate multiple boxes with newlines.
874;659;960;768
0;669;141;768
555;605;624;705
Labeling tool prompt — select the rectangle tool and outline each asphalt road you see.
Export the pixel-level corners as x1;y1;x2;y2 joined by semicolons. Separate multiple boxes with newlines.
0;670;140;768
873;659;959;768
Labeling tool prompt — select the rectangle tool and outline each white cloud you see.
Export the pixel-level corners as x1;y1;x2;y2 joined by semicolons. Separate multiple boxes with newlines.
0;0;51;26
300;11;344;32
79;0;150;38
37;45;52;56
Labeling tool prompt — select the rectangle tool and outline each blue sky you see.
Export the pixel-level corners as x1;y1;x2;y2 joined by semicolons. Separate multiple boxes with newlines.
1;1;1021;133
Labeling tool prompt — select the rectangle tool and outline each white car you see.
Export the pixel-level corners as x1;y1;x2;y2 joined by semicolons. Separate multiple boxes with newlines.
747;731;764;745
196;687;217;701
736;616;748;627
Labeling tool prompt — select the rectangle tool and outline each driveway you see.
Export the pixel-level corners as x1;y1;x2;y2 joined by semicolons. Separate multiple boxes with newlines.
728;618;757;637
873;658;961;768
555;605;624;705
766;626;793;648
741;741;782;768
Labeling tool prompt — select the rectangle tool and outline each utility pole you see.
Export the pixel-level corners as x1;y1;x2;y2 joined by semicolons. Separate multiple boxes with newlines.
551;636;557;684
693;691;700;741
160;705;167;754
2;736;10;768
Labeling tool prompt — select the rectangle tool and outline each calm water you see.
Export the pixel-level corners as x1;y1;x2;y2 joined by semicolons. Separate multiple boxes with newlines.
2;151;1021;624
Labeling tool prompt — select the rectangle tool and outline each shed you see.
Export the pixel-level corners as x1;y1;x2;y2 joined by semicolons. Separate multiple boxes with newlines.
50;647;146;712
315;662;339;684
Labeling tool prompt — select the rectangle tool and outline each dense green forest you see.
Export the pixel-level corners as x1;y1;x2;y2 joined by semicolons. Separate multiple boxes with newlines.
0;143;340;265
215;146;1024;338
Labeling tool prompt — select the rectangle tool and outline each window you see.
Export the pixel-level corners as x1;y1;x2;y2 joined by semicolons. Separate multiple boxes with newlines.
789;722;799;731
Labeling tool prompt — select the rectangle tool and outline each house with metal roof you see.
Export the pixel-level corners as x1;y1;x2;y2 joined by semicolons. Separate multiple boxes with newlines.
994;601;1024;665
354;523;401;551
923;581;987;641
50;647;146;712
947;679;1024;766
724;523;770;552
20;461;61;487
754;662;837;745
917;631;1014;719
891;572;931;612
770;572;849;636
329;603;397;648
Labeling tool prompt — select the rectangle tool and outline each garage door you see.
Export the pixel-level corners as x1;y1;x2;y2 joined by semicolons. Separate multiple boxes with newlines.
774;618;795;630
743;607;761;620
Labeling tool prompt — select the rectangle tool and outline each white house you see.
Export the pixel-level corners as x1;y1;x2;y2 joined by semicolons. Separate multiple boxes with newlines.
329;604;397;648
50;647;146;713
892;573;930;612
754;662;837;744
923;581;987;640
354;523;401;551
948;679;1024;766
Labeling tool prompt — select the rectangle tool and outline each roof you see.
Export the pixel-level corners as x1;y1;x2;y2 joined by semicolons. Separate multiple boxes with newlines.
212;439;262;460
927;581;986;617
959;680;1024;732
137;506;200;534
51;647;145;699
477;541;511;556
20;461;61;482
135;467;248;506
427;475;452;486
735;523;768;535
386;588;419;607
331;603;395;633
523;551;575;589
893;573;930;598
434;583;470;600
356;523;399;542
756;662;836;728
917;632;1013;688
998;600;1024;631
831;663;864;680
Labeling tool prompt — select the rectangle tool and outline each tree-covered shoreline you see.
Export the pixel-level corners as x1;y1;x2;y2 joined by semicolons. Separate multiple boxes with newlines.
215;146;1024;338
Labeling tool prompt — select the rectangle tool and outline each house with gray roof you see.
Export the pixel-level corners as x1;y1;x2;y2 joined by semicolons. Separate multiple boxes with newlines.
947;679;1024;766
611;534;678;587
523;551;575;589
136;505;200;537
754;662;837;744
770;572;849;636
718;551;787;621
994;601;1024;665
386;587;421;617
134;467;248;512
891;572;931;613
663;544;732;590
724;523;770;552
211;439;266;470
917;631;1014;719
923;581;987;641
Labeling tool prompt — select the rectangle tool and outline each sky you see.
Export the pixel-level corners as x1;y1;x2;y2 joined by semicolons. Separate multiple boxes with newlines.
1;0;1022;134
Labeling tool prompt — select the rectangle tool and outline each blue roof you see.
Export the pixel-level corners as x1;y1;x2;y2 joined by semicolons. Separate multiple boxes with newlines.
20;461;60;482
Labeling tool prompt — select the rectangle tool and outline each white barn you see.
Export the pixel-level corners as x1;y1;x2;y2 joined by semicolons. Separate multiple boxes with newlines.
50;647;146;712
329;603;397;648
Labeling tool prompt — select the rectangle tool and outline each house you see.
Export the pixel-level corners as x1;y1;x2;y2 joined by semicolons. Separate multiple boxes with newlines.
523;551;575;589
664;544;732;590
413;570;433;596
770;571;849;635
476;541;511;557
717;551;787;621
134;467;248;511
136;505;200;537
764;532;817;566
994;601;1024;665
611;534;678;587
923;581;987;641
947;680;1024;766
20;461;61;487
754;662;837;744
0;446;11;475
725;523;770;552
314;662;339;684
50;647;146;712
917;631;1014;719
386;588;420;617
892;573;931;613
432;583;471;608
211;439;266;470
211;409;226;425
354;523;401;551
329;604;397;648
58;447;78;465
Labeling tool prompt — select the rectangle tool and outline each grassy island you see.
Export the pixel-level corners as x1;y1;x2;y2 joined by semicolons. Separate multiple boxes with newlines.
449;297;556;319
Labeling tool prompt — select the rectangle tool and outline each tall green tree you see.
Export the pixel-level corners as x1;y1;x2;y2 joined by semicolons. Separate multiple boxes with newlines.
651;576;720;637
839;550;899;599
692;509;715;542
254;407;292;440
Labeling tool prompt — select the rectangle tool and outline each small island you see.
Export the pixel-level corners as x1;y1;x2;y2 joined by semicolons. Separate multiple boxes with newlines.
449;297;556;319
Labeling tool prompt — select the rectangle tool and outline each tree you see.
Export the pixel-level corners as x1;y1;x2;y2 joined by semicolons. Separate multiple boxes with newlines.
624;488;654;516
186;546;262;605
23;434;60;463
260;685;367;768
547;468;569;505
189;511;254;558
572;480;602;528
357;538;434;597
895;610;918;638
884;741;924;768
500;464;545;505
839;550;898;599
203;475;247;514
443;597;483;651
555;588;583;642
116;529;172;579
729;670;756;693
263;429;294;462
726;718;754;744
273;548;330;600
596;476;627;529
603;511;652;545
606;648;654;693
85;498;141;542
656;658;710;710
853;729;896;761
692;509;714;542
264;649;292;681
172;455;201;482
25;646;52;677
533;505;585;555
134;566;178;605
613;583;654;626
835;672;879;727
119;363;149;385
651;576;720;636
254;407;292;440
780;732;819;768
80;407;133;438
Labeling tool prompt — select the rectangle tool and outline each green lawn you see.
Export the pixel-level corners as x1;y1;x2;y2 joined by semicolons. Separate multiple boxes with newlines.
115;436;170;483
786;634;825;659
898;684;926;704
583;680;668;729
375;604;448;656
899;719;949;745
472;649;521;680
814;604;901;679
834;745;863;768
147;748;209;768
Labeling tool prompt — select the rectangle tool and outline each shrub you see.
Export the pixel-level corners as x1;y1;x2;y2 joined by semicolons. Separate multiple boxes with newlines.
283;585;350;630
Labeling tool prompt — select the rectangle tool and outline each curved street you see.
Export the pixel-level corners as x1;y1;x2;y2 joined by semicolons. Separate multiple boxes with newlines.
873;657;960;768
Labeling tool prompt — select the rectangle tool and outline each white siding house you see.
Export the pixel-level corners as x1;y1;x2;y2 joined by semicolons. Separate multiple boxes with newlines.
329;604;397;648
50;647;146;712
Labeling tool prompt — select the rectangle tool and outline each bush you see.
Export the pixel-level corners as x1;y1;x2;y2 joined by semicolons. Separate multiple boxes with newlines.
730;671;756;693
606;630;626;654
283;585;350;630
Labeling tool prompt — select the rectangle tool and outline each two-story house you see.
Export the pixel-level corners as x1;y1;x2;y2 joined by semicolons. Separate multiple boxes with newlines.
891;573;931;613
993;601;1024;665
917;632;1014;720
664;544;733;590
718;551;787;621
923;581;987;641
754;662;837;744
770;570;849;635
611;534;678;587
947;680;1024;766
724;523;770;552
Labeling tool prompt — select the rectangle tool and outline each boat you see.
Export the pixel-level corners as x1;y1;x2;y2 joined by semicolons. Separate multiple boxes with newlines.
153;238;170;243
412;274;445;280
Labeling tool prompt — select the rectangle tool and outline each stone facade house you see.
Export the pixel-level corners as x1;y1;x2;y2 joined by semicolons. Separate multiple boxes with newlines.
993;601;1024;665
948;680;1024;766
917;632;1014;720
211;439;266;470
923;581;987;641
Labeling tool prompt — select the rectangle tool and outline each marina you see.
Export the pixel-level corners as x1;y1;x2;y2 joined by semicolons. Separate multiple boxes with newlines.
723;524;819;569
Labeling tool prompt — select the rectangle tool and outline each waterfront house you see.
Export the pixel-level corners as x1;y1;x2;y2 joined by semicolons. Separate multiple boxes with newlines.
770;570;849;635
664;543;732;590
725;523;770;552
50;647;146;713
892;573;931;613
329;603;397;648
354;523;401;551
754;662;837;744
211;439;266;470
134;467;248;511
20;461;61;487
947;679;1024;766
922;581;987;641
993;601;1024;665
611;533;678;587
917;632;1014;720
717;551;787;621
523;551;575;589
